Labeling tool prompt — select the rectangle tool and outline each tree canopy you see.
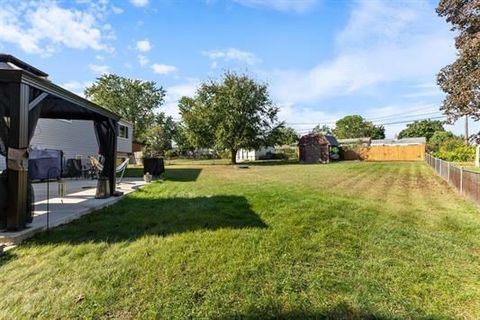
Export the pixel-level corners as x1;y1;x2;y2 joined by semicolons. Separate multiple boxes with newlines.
143;113;176;157
333;115;385;139
179;72;280;164
311;124;333;135
437;0;480;122
85;74;166;141
268;126;299;146
398;119;445;141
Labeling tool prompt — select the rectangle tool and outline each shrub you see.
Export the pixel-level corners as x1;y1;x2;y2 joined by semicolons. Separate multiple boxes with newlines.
218;150;231;159
164;150;178;159
434;145;476;162
428;131;455;152
258;152;288;160
275;146;297;160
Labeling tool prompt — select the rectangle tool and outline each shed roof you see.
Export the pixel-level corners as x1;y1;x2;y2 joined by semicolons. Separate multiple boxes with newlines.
299;133;338;146
325;135;339;146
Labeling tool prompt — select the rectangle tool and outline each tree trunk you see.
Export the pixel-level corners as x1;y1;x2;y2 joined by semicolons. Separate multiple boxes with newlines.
230;149;237;165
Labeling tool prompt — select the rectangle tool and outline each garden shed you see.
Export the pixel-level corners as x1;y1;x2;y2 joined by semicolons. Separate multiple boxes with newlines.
298;133;338;163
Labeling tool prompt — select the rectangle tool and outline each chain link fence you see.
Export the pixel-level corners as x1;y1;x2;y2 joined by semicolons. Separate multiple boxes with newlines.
426;153;480;203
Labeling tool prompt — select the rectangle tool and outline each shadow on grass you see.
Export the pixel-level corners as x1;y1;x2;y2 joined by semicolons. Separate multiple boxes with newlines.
28;195;266;245
123;168;144;178
124;168;202;181
164;168;202;182
0;250;16;268
219;301;442;320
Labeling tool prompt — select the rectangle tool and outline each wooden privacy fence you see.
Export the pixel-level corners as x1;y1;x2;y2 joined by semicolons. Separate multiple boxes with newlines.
426;153;480;204
366;145;425;161
343;144;426;161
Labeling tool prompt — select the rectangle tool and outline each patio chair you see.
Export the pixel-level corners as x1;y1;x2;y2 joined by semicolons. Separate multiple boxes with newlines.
89;156;131;184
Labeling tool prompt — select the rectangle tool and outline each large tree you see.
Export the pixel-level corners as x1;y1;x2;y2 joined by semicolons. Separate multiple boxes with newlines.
311;124;333;135
179;72;280;164
437;0;479;124
143;113;176;157
398;119;445;141
268;126;299;146
333;115;385;139
85;74;165;141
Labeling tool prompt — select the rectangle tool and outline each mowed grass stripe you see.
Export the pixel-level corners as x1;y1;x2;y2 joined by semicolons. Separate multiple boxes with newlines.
1;162;480;319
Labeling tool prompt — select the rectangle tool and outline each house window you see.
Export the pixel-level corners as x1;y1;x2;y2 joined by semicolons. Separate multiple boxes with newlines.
118;125;129;139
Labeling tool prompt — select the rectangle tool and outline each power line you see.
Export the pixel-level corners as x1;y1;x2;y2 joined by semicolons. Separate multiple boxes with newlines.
294;115;448;134
286;111;443;127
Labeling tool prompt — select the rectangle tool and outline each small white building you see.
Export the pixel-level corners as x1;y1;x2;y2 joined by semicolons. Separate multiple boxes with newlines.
0;119;133;171
236;147;276;162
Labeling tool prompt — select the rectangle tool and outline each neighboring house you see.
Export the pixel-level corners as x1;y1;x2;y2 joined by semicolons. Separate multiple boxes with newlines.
298;133;339;163
370;137;426;146
337;137;371;147
236;147;276;162
0;119;133;171
132;141;146;165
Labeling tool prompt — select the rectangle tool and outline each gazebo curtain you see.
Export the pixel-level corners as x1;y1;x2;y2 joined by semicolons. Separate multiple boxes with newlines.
0;87;9;159
0;88;43;168
0;87;43;228
94;118;118;195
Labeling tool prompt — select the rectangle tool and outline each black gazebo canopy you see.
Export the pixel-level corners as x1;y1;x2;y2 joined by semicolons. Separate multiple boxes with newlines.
0;54;120;230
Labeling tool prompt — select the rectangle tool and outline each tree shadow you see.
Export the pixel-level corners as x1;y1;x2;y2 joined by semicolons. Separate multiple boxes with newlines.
163;168;202;182
27;195;266;245
0;250;16;268
219;301;443;319
124;168;203;181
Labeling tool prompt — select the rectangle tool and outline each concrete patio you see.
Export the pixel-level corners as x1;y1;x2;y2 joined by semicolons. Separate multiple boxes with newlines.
0;178;146;245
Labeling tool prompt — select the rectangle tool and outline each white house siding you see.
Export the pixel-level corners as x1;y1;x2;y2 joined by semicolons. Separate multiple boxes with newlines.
117;121;133;155
236;147;275;162
0;119;133;171
32;119;98;163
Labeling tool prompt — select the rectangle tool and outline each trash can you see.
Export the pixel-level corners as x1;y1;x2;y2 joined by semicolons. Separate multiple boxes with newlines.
143;158;165;177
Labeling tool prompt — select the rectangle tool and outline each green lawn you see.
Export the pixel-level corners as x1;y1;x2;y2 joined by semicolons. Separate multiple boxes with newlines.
1;162;480;319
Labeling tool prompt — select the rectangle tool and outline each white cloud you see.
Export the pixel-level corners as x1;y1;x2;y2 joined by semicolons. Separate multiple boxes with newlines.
138;55;149;67
0;1;113;56
112;6;124;14
130;0;149;7
162;80;200;118
151;63;177;75
61;80;92;97
270;0;455;105
233;0;317;13
89;64;110;75
136;39;151;52
202;48;259;65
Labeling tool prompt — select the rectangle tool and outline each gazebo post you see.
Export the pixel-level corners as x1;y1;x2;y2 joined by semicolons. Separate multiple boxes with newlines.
108;120;118;196
6;82;29;230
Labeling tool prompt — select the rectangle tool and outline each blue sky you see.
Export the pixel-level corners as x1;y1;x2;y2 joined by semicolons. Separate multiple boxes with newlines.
0;0;471;137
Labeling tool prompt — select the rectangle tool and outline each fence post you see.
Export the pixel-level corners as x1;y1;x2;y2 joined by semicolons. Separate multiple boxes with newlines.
440;159;442;177
460;166;464;194
447;161;450;183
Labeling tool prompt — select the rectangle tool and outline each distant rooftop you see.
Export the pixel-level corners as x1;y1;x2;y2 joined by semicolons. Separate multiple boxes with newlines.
371;137;427;145
0;54;49;79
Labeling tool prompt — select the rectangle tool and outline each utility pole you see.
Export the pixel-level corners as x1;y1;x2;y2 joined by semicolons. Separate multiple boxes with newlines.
465;115;469;144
